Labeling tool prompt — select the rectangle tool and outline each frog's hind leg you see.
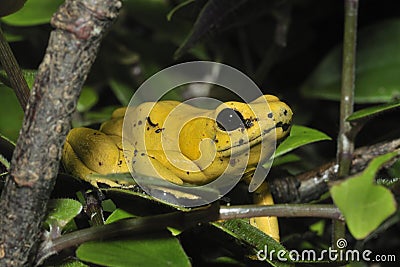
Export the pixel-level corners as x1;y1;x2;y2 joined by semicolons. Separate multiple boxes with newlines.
249;181;280;242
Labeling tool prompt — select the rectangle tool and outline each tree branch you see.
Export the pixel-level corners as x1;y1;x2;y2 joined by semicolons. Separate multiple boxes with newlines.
0;0;121;265
270;138;400;204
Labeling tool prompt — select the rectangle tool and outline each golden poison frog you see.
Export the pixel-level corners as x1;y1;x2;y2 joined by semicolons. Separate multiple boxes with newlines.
62;95;293;241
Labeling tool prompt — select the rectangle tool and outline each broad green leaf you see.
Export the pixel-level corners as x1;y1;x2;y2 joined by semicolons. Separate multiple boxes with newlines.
0;70;35;142
76;232;191;267
0;154;9;172
95;173;218;211
213;220;293;267
0;87;24;141
271;153;301;167
105;208;135;224
102;199;117;213
273;125;331;158
3;31;24;42
73;106;118;128
346;101;400;122
108;78;134;106
330;152;398;239
387;159;400;178
302;19;400;103
2;0;64;26
166;0;195;21
105;202;182;236
175;0;247;58
124;0;194;49
309;220;325;237
45;198;83;230
77;87;98;112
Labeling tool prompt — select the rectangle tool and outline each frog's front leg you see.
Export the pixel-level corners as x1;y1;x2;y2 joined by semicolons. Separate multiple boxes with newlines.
133;149;212;185
131;150;184;185
249;181;280;241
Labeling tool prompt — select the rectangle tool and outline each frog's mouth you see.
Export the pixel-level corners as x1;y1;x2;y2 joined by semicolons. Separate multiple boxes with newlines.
217;121;291;156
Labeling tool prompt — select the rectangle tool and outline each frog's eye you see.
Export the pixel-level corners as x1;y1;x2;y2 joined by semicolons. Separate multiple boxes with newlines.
216;108;245;131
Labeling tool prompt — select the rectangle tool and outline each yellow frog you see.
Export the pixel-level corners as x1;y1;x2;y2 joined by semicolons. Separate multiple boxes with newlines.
62;94;292;241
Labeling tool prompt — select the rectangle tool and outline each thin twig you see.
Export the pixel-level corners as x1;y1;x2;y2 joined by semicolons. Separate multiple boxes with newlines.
0;27;30;111
334;0;359;250
337;0;358;178
36;202;342;265
219;204;344;221
36;204;220;265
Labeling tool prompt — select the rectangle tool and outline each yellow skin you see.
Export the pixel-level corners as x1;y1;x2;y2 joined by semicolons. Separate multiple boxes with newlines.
62;95;293;241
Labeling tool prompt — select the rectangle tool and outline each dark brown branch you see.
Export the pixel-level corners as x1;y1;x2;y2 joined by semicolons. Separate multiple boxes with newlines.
0;0;120;266
270;138;400;204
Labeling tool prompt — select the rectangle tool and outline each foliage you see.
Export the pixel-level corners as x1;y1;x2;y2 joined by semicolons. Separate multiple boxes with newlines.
330;152;398;239
1;0;399;266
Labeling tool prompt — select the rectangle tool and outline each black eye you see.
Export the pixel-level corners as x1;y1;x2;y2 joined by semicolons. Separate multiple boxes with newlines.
216;108;245;131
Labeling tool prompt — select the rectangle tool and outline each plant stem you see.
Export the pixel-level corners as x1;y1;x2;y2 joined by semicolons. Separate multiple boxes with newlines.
334;0;359;251
36;203;343;264
337;0;358;178
0;26;30;111
36;205;220;265
219;204;343;220
332;220;347;250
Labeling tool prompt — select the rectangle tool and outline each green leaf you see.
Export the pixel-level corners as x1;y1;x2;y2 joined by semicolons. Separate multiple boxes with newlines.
273;125;332;158
109;78;134;106
3;31;24;42
167;0;195;21
105;209;136;224
0;87;24;141
76;232;191;267
2;0;64;26
301;19;400;103
124;0;193;49
45;199;83;230
102;199;117;213
77;87;98;112
330;152;398;239
271;153;301;167
0;70;36;140
387;159;400;178
174;0;247;58
0;153;10;172
73;106;118;128
213;220;293;267
346;101;400;122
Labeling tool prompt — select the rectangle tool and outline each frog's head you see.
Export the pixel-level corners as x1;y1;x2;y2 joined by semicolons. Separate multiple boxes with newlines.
212;95;292;162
